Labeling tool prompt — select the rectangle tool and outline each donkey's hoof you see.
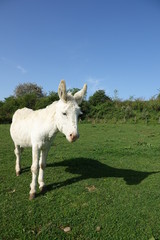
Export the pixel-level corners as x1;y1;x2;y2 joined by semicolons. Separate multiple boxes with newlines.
16;171;21;176
40;186;46;194
29;193;36;200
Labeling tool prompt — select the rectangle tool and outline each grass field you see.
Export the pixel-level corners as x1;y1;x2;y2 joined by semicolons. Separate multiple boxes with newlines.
0;123;160;240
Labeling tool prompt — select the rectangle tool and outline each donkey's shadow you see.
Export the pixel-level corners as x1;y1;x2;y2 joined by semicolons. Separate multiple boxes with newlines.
37;158;158;196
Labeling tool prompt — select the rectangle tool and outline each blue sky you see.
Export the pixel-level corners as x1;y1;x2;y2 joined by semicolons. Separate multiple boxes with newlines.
0;0;160;101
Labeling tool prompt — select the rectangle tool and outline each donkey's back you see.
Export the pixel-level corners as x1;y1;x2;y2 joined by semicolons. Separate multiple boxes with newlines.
10;108;35;147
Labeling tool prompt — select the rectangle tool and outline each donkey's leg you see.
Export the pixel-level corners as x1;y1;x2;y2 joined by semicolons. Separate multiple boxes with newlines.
38;149;48;192
29;146;40;200
14;145;21;176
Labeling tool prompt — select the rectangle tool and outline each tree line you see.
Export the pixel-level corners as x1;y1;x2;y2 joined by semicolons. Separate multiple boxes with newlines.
0;82;160;124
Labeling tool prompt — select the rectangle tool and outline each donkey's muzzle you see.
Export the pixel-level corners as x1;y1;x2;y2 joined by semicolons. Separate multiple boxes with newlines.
69;133;79;142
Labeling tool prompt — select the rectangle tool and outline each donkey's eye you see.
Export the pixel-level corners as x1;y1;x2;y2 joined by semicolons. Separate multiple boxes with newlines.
62;112;67;116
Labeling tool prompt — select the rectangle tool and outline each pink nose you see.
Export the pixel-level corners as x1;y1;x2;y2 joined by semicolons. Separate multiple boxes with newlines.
70;133;79;142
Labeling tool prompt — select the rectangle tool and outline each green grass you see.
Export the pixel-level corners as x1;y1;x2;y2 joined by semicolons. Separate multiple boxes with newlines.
1;123;160;240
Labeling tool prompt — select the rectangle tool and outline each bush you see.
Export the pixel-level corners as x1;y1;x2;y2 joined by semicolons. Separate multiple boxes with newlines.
1;84;160;124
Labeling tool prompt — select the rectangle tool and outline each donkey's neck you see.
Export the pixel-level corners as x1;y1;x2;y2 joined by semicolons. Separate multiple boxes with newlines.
41;101;59;139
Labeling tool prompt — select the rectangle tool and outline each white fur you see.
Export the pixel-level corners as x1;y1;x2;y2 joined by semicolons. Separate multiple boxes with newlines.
10;80;87;199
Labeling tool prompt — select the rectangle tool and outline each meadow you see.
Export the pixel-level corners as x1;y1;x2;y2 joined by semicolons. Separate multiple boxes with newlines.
0;123;160;240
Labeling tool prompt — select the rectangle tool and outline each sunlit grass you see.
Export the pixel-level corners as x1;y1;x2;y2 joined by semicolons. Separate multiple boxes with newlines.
0;123;160;239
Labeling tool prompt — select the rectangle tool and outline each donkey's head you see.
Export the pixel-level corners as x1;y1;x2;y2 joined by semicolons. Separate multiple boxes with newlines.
56;80;87;143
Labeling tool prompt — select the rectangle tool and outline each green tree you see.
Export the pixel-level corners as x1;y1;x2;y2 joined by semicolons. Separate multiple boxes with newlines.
67;88;80;95
48;91;59;103
0;96;19;123
89;90;111;106
18;93;38;109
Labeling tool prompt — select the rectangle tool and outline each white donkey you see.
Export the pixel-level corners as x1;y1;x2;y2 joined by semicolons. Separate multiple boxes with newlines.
10;80;87;200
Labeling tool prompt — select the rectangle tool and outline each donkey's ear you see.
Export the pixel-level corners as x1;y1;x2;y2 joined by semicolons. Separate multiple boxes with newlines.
58;80;67;102
74;84;87;105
